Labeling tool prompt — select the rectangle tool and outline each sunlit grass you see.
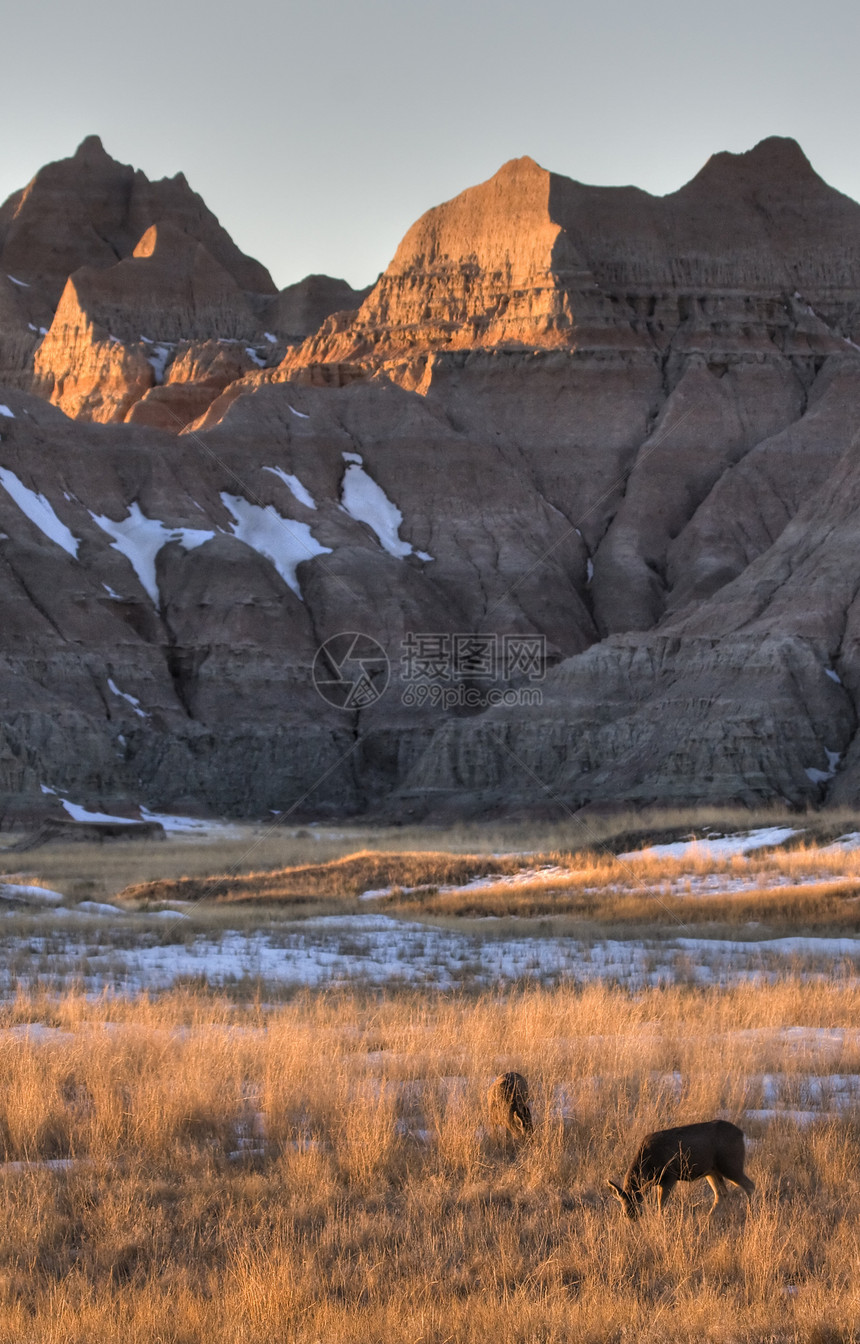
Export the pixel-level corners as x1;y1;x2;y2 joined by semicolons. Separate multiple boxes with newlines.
0;982;857;1340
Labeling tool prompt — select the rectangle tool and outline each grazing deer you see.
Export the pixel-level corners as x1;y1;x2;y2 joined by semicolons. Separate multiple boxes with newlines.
607;1119;754;1217
487;1071;533;1139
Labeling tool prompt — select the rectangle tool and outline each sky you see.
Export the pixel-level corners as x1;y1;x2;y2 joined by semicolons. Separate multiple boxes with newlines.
2;0;859;290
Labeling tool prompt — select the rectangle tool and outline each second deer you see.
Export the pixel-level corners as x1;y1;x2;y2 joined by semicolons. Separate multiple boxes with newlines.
487;1071;534;1140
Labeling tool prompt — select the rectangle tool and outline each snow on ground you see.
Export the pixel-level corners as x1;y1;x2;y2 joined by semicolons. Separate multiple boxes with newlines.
60;799;145;825
262;466;316;509
3;914;859;996
361;864;588;900
288;404;309;419
138;807;244;838
90;502;214;605
656;871;851;898
340;452;432;561
0;405;14;418
0;467;80;556
220;493;332;599
361;860;851;903
618;827;798;861
0;883;65;906
6;275;28;287
827;832;860;850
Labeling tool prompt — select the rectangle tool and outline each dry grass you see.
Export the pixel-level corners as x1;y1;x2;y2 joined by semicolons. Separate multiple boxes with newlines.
391;843;860;931
2;802;850;906
108;827;860;936
0;982;858;1341
120;849;529;906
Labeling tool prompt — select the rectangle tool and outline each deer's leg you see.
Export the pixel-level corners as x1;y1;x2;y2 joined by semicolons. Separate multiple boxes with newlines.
734;1173;755;1201
656;1178;677;1214
705;1172;727;1212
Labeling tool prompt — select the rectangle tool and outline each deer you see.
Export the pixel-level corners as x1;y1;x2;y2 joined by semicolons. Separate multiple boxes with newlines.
487;1071;533;1140
607;1119;755;1217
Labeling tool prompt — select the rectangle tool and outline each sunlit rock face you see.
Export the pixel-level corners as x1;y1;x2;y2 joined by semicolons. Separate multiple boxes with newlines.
0;137;367;429
2;136;860;822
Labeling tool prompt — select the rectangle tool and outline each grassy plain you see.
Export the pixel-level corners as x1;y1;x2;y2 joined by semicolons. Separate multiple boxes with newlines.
0;982;857;1342
0;811;859;1339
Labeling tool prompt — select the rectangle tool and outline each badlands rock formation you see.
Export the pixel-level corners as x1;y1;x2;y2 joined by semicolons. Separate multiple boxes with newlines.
1;135;860;822
0;137;367;429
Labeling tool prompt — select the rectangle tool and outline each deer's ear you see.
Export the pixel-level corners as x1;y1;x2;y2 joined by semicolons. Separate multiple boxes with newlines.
606;1179;626;1202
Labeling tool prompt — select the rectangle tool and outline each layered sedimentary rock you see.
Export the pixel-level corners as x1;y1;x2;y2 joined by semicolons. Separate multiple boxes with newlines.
3;135;860;822
33;221;269;422
0;138;372;429
281;139;860;375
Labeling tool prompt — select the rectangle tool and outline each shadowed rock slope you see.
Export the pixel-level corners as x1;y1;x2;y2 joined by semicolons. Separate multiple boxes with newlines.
2;136;860;822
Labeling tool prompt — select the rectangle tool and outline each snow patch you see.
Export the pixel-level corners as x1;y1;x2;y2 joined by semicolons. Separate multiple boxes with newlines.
6;275;28;287
340;453;431;560
60;800;145;825
0;883;65;907
805;750;841;785
139;807;242;837
262;466;316;510
826;832;860;851
144;343;172;383
220;493;332;599
288;404;310;419
0;468;80;557
0;406;13;418
825;668;842;684
245;347;265;368
107;678;149;719
264;332;278;343
618;827;798;861
89;502;215;606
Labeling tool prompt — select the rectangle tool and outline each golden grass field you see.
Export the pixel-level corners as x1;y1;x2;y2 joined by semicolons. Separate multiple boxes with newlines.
0;808;859;1340
0;981;857;1343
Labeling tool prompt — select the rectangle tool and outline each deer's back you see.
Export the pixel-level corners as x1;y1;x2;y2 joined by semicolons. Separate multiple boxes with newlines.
632;1120;746;1183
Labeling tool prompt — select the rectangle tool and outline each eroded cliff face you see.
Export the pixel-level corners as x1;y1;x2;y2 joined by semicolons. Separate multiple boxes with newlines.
2;135;860;822
0;137;369;430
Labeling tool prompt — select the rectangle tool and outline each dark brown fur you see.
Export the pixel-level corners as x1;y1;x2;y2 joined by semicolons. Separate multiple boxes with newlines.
607;1119;755;1217
487;1072;533;1139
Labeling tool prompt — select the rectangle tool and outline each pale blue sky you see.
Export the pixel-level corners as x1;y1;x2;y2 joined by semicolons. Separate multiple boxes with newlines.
2;0;858;289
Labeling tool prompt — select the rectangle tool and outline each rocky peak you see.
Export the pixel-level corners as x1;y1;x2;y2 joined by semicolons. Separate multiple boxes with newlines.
279;136;860;384
686;136;819;192
0;137;276;304
70;133;113;164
